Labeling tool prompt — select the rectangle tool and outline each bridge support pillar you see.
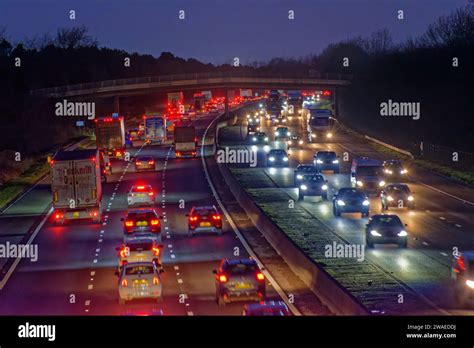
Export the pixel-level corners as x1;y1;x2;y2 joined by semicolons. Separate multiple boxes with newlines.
225;88;229;119
113;96;120;114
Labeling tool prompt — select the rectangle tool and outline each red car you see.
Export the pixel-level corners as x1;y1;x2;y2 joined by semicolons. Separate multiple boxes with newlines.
186;205;222;237
121;208;162;241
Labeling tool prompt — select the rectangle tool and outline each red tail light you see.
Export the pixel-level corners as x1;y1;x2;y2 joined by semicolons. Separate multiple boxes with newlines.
55;213;62;220
148;192;154;196
136;161;142;165
150;219;160;226
218;274;228;283
121;279;128;287
137;186;145;190
125;220;134;227
148;161;154;165
190;215;198;222
153;276;160;285
212;215;221;220
119;247;127;258
455;257;466;273
116;151;122;156
256;272;265;281
152;247;160;256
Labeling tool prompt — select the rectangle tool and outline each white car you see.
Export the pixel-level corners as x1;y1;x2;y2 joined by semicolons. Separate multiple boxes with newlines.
116;237;163;270
127;185;156;207
117;262;163;304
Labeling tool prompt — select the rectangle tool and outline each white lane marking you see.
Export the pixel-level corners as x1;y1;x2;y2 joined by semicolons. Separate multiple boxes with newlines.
0;206;53;290
88;284;93;290
174;266;179;270
422;242;429;246
85;300;91;306
166;235;171;239
440;252;448;257
177;279;183;284
171;254;175;258
93;259;98;263
187;311;194;316
168;244;172;248
201;114;301;316
98;239;103;243
455;224;462;228
90;271;95;276
439;217;446;220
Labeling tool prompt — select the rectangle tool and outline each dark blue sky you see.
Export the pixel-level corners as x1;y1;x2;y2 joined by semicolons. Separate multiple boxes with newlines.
0;0;466;64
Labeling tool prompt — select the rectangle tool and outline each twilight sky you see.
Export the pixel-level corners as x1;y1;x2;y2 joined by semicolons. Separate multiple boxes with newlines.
0;0;467;64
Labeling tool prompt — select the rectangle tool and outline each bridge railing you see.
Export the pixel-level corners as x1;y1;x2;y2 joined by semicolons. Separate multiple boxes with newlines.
30;71;353;96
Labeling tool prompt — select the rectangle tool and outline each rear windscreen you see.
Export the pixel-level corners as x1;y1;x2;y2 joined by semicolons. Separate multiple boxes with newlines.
125;265;154;275
225;263;257;274
129;243;153;252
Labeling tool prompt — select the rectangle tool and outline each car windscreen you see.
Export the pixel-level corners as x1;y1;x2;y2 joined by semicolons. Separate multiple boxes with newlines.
303;175;324;182
373;217;402;226
128;212;156;221
317;152;336;159
125;265;154;275
357;166;384;176
225;263;258;274
309;117;329;127
387;186;409;194
340;189;365;199
270;151;286;156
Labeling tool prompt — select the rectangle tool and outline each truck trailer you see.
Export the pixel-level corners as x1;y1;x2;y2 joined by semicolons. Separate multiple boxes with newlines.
174;126;197;158
95;116;126;159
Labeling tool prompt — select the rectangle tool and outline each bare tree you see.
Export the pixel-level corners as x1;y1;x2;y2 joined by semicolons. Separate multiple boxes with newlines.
363;29;393;55
54;26;98;49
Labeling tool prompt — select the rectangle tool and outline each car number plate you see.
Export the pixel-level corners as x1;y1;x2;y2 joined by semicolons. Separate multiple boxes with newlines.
235;282;251;289
200;222;211;227
136;221;148;227
73;211;80;218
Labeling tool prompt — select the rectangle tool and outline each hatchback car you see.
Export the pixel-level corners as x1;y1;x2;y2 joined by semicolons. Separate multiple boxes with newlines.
365;214;408;248
187;205;223;236
134;156;155;172
250;132;269;145
213;258;266;306
274;126;290;139
267;149;289;167
313;151;340;173
121;208;162;241
380;183;415;210
333;188;370;217
383;160;408;181
116;237;163;270
127;184;156;207
298;174;328;201
117;262;163;304
294;164;320;185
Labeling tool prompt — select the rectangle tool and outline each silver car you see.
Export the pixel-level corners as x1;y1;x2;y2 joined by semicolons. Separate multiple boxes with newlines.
127;185;156;207
117;262;163;304
116;237;163;270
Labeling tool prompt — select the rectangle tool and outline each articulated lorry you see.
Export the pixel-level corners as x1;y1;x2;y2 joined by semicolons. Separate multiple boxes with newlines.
143;113;167;145
50;149;103;224
174;126;197;158
95;115;126;159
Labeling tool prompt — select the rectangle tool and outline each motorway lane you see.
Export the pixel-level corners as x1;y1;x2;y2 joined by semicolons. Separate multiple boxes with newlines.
0;113;283;316
240;111;474;314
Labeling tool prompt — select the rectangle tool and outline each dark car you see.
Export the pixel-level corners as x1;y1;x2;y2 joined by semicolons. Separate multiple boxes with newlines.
294;164;320;186
249;132;269;145
121;208;162;238
267;149;289;167
380;183;415;210
313;151;340;173
365;214;408;248
134;156;156;172
298;174;328;201
243;301;291;316
274;126;290;139
333;187;370;217
383;160;408;181
286;135;304;150
213;258;266;306
186;205;223;236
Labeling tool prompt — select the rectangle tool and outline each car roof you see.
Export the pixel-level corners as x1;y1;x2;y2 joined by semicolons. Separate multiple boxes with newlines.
386;183;409;189
127;208;156;214
297;164;316;168
224;258;258;266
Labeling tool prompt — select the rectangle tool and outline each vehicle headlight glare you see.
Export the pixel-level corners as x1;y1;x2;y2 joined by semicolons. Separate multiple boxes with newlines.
337;200;345;206
300;185;307;190
379;181;385;187
371;230;381;236
362;200;370;206
398;230;407;237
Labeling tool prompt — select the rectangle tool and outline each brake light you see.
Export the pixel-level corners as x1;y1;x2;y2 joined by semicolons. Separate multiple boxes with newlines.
121;279;128;287
55;213;62;220
125;220;134;227
137;186;145;190
150;219;160;226
153;276;160;285
116;151;122;156
136;161;142;165
256;272;265;281
152;247;160;256
212;215;221;220
218;274;228;283
455;257;466;273
148;161;154;165
190;215;198;222
120;247;127;258
148;192;154;196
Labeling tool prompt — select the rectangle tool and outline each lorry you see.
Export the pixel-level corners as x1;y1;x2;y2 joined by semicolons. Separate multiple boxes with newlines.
174;126;197;158
143;114;167;145
287;90;303;116
50;149;102;224
193;93;206;113
202;91;212;101
95;115;126;159
351;157;385;194
306;108;335;142
240;89;253;99
265;101;281;120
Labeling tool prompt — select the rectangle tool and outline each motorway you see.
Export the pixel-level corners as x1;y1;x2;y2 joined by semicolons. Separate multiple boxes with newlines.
232;108;474;315
0;110;295;316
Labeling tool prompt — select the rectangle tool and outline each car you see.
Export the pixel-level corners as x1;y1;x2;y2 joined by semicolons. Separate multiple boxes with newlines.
127;184;156;207
451;252;474;307
380;183;415;210
365;214;408;248
247;124;259;134
121;208;162;241
249;132;268;145
313;151;340;173
298;174;328;201
186;205;223;236
117;262;163;304
243;301;291;316
116;237;163;270
294;164;319;185
333;188;370;217
134;156;155;172
383;160;408;181
127;128;141;141
207;105;219;114
286;135;303;149
274;126;290;139
213;258;266;306
267;149;289;167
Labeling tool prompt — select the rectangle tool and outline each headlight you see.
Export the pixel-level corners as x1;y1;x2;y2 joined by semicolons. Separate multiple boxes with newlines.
269;157;275;161
259;104;263;107
316;159;323;164
362;200;370;206
298;140;303;145
298;110;302;114
371;230;381;236
283;157;288;162
246;114;250;118
252;137;257;141
337;200;345;206
379;181;386;187
263;145;270;152
387;196;394;201
356;181;363;187
296;175;303;179
407;196;414;201
327;133;333;138
287;132;291;136
401;169;407;174
288;141;293;145
386;170;393;174
397;230;407;237
251;145;258;151
311;134;316;138
282;119;287;123
275;132;279;136
300;185;307;190
256;127;260;131
466;280;474;289
264;137;268;141
322;185;328;190
332;159;339;164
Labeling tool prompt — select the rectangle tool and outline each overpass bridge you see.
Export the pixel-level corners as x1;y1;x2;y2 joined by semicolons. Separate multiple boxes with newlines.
30;71;352;114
